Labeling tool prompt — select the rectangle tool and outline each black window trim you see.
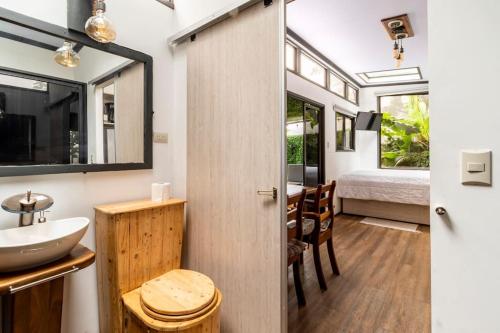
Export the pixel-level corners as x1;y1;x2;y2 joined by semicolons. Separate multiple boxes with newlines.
287;91;326;186
335;107;356;152
377;91;430;170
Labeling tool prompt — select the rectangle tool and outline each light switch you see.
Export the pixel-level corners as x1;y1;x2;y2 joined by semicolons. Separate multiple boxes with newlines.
461;150;492;186
153;132;168;144
467;162;485;173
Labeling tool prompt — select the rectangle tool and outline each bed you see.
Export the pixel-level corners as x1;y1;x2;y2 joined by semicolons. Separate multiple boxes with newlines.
337;169;430;225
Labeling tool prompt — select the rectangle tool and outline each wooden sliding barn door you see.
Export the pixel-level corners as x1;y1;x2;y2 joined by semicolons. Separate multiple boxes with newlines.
186;1;285;332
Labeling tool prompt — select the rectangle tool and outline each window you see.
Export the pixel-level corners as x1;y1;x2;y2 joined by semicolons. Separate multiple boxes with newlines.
336;112;355;151
286;43;297;71
379;93;429;169
299;52;326;86
329;72;345;97
287;95;324;186
286;38;359;105
346;85;357;104
357;67;422;84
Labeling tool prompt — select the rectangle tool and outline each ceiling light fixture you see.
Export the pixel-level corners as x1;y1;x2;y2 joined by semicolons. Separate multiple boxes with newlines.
381;14;414;68
85;0;116;43
54;41;81;68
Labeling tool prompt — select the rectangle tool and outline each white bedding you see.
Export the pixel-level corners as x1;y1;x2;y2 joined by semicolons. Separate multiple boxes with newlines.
337;169;430;206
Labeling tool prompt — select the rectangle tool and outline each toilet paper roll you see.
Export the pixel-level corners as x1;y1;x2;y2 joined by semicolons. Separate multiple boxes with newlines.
151;183;164;202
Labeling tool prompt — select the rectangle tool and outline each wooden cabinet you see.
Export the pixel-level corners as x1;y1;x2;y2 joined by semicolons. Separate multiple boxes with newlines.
94;199;186;333
0;245;95;333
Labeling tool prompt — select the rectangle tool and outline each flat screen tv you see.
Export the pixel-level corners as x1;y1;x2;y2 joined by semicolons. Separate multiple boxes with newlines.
355;112;382;131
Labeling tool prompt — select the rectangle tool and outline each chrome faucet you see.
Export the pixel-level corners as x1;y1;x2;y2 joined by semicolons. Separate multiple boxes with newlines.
1;190;54;227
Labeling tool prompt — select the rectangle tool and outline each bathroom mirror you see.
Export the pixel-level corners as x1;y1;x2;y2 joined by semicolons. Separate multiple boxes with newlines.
0;8;152;176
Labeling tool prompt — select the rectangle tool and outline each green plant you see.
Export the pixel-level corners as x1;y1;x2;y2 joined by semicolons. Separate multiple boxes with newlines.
381;95;429;168
287;135;303;164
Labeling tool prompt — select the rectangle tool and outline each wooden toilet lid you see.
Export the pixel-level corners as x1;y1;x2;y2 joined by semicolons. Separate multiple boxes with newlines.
140;269;216;316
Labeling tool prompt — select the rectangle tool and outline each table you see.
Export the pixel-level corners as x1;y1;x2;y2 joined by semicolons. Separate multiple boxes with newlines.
287;184;316;200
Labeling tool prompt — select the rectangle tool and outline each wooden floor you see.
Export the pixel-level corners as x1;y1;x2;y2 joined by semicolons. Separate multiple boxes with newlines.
288;214;430;333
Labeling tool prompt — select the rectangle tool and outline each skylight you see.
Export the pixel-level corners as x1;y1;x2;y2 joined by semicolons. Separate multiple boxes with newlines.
357;67;423;84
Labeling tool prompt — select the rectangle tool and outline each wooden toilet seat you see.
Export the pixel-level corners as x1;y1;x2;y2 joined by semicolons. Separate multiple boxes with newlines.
139;269;217;322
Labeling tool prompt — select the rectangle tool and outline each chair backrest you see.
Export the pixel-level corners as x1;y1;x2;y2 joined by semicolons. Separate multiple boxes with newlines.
287;189;307;240
311;181;336;217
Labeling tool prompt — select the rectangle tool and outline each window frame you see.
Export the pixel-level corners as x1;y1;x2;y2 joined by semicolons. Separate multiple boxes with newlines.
377;92;430;170
346;84;358;104
287;91;326;186
298;51;327;87
286;42;297;71
335;111;356;152
328;72;346;98
286;39;359;106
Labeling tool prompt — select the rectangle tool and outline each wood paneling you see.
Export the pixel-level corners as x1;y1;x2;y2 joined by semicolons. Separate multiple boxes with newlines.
343;198;430;225
288;214;430;333
186;1;284;332
5;277;64;333
114;62;144;163
95;199;186;333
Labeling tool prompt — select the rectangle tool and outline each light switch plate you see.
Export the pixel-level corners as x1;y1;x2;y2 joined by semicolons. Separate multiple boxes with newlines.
461;150;492;186
153;132;168;144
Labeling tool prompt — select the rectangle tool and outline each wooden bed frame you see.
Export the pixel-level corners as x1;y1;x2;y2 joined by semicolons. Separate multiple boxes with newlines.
341;198;430;225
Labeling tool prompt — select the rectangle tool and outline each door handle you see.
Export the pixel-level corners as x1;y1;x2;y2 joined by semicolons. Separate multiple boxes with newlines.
435;206;447;215
257;187;278;199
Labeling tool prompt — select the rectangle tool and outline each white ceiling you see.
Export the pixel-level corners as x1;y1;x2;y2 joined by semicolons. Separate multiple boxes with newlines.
287;0;428;85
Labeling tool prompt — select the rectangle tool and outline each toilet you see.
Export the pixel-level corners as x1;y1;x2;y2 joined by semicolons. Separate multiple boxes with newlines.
122;269;222;332
94;199;221;333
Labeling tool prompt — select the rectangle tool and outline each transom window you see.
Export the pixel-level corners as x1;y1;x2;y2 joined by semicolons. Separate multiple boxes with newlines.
299;52;326;86
286;40;359;105
346;85;358;104
329;73;345;97
286;43;297;71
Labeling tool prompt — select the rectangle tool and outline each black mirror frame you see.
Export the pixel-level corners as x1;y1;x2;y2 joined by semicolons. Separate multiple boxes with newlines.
0;7;153;177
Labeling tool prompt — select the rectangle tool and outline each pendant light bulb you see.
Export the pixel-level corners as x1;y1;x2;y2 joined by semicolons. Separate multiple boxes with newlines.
85;0;116;43
399;46;405;62
54;41;80;68
392;40;399;59
395;55;402;68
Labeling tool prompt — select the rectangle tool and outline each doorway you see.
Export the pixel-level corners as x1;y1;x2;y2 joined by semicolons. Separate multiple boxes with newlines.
285;0;431;332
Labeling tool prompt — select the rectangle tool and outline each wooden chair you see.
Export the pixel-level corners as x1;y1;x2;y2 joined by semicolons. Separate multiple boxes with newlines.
287;189;308;307
303;181;340;291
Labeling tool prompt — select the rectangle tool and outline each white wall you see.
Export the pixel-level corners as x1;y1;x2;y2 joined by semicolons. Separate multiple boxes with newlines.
358;83;429;169
287;71;360;190
429;1;500;332
0;1;176;332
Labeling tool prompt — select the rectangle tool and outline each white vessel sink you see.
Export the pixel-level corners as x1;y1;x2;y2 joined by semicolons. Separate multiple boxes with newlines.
0;217;89;272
